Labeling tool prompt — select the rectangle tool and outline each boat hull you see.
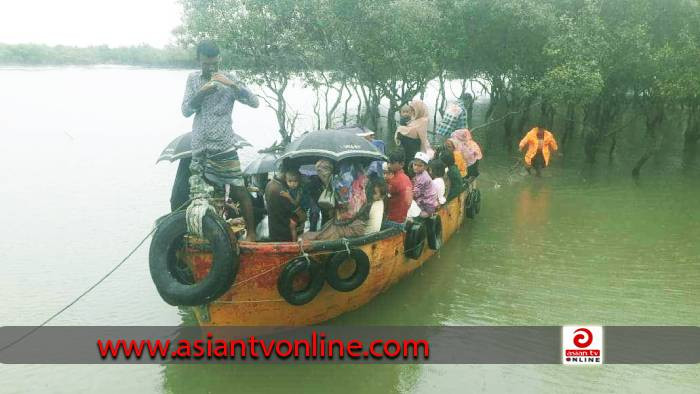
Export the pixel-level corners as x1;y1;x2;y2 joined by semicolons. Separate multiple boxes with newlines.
185;192;467;325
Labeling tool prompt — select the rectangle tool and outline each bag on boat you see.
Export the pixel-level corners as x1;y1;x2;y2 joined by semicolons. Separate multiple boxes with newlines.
317;186;337;211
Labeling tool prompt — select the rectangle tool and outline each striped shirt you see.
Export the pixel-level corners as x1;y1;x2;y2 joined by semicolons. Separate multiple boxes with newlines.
181;71;259;154
436;101;467;136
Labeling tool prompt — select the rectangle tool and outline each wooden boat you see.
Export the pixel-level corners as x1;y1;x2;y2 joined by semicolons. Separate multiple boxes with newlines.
176;192;469;326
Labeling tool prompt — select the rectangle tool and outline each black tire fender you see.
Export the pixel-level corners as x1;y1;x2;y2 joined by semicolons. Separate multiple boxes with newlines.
426;215;443;250
404;221;426;259
277;256;325;305
326;248;370;292
149;210;238;306
466;189;480;219
474;188;482;214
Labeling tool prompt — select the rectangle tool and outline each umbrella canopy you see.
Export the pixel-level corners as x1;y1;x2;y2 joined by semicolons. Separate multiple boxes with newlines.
156;132;252;163
278;127;387;166
243;153;279;175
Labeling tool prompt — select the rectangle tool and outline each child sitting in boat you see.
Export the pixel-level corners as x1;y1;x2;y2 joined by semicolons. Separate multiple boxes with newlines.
444;138;468;178
440;151;464;201
451;128;483;182
365;177;387;234
279;169;308;241
428;159;447;207
411;152;438;218
382;150;413;230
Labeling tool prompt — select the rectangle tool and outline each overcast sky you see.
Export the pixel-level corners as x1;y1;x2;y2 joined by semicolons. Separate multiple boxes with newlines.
0;0;183;47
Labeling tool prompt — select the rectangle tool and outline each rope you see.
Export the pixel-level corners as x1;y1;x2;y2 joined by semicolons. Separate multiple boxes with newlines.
227;230;429;295
0;199;192;353
214;298;286;304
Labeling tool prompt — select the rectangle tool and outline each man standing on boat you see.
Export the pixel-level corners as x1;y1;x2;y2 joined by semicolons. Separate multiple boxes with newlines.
181;40;260;241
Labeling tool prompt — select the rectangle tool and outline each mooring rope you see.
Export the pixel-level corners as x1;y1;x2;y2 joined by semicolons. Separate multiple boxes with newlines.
0;199;192;353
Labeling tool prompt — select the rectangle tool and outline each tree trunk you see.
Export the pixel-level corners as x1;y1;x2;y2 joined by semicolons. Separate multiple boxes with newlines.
484;88;498;122
312;86;322;131
582;103;598;164
342;84;353;126
465;93;475;128
354;84;364;125
515;97;533;148
539;101;556;130
561;103;576;151
632;103;665;179
275;86;289;143
608;133;617;165
324;80;345;129
682;104;700;169
433;73;446;132
503;113;515;153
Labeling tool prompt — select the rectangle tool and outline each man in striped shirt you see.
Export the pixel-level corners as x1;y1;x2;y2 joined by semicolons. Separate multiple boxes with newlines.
435;93;473;137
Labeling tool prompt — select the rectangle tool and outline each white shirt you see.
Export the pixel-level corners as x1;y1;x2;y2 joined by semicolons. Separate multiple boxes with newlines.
407;200;422;218
432;178;446;205
365;200;384;234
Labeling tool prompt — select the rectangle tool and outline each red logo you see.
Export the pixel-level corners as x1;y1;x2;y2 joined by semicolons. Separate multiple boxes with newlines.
573;328;593;348
563;326;602;365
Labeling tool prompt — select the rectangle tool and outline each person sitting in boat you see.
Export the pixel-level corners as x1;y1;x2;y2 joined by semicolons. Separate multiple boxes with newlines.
382;149;413;230
395;100;433;173
444;138;468;178
304;160;369;241
356;127;385;179
264;168;297;242
245;173;268;226
279;169;308;242
365;177;387;234
302;171;323;231
411;152;439;218
440;151;464;201
451;128;483;183
519;126;559;177
428;159;447;207
181;40;260;241
312;159;335;226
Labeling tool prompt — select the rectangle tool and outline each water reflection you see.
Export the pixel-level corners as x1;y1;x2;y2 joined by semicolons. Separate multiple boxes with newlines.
514;181;552;238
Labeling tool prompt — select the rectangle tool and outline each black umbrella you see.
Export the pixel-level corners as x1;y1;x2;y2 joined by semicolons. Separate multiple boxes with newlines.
156;132;252;163
278;127;387;165
243;153;279;175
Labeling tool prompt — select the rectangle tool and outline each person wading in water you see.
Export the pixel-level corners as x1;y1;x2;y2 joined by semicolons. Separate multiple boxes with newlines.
519;126;559;177
181;40;260;240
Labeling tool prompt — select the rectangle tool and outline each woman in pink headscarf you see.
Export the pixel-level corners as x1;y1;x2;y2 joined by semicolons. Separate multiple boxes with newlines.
451;128;483;179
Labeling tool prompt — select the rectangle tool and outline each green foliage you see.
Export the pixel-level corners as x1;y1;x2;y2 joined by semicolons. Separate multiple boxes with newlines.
4;0;700;168
0;43;194;68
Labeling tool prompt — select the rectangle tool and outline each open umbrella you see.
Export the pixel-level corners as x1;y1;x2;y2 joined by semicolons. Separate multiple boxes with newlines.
243;152;279;175
278;127;387;166
156;132;252;163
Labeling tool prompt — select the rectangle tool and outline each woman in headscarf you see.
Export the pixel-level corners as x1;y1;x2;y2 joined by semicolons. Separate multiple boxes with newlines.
444;138;468;178
395;100;432;172
451;128;483;180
